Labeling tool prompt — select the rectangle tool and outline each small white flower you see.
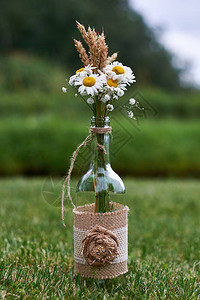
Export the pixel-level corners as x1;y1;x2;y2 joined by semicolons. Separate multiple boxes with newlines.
87;97;94;104
101;94;110;103
101;98;108;103
117;89;124;97
128;111;134;118
129;98;136;105
113;94;118;100
107;104;114;111
62;87;67;93
75;93;78;97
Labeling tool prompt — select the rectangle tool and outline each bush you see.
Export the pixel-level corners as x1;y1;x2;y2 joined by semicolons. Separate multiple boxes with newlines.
0;53;66;92
0;117;199;177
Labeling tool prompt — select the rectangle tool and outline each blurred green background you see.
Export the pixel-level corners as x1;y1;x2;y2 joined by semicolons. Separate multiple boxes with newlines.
0;0;199;178
0;1;200;297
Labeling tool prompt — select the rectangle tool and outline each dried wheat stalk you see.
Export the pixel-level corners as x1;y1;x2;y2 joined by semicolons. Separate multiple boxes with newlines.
73;39;90;66
87;27;97;66
74;22;109;70
98;33;108;70
91;28;100;68
76;21;88;45
87;27;99;68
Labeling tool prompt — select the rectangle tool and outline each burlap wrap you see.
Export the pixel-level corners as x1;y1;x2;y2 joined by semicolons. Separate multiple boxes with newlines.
73;202;129;279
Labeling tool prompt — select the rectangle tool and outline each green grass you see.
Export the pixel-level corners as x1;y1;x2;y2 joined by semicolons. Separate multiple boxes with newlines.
0;178;199;299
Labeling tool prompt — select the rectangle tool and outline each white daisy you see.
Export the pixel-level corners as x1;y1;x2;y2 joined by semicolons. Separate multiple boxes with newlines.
74;74;105;97
69;65;96;86
129;98;136;105
107;104;114;111
103;78;126;100
104;61;136;85
106;78;127;91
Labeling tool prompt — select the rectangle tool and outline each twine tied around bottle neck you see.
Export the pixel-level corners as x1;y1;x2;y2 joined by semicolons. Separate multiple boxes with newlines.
90;127;112;134
61;126;112;227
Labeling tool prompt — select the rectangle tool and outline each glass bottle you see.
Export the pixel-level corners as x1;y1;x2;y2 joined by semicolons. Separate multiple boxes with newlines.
76;116;125;212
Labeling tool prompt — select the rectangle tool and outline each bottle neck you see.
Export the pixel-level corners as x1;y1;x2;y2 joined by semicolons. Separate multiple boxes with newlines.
90;117;111;168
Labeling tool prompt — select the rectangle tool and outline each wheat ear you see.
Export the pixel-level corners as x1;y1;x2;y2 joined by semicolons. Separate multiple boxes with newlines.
87;27;99;68
76;21;89;44
98;33;108;71
73;39;90;66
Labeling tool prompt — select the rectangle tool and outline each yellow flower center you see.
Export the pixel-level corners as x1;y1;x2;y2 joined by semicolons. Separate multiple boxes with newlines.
83;76;96;87
112;66;125;75
107;79;118;88
75;67;85;74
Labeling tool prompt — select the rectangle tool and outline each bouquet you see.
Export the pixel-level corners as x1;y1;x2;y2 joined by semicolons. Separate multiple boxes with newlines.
62;21;138;119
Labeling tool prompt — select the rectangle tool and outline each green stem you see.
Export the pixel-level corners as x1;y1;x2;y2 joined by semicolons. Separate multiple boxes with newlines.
95;97;100;212
94;98;110;213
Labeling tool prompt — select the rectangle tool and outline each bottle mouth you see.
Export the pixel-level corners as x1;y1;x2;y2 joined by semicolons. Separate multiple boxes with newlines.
91;116;110;127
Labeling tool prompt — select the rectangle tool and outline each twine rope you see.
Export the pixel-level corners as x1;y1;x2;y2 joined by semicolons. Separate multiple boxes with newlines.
90;127;112;134
61;126;112;227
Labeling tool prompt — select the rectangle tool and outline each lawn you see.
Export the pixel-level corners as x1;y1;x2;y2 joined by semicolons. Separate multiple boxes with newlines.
0;178;199;299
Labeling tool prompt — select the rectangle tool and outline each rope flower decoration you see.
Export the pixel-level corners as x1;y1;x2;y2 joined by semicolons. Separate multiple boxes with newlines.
81;225;119;266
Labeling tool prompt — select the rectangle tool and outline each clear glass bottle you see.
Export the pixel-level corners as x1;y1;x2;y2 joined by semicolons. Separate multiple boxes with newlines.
76;116;125;212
